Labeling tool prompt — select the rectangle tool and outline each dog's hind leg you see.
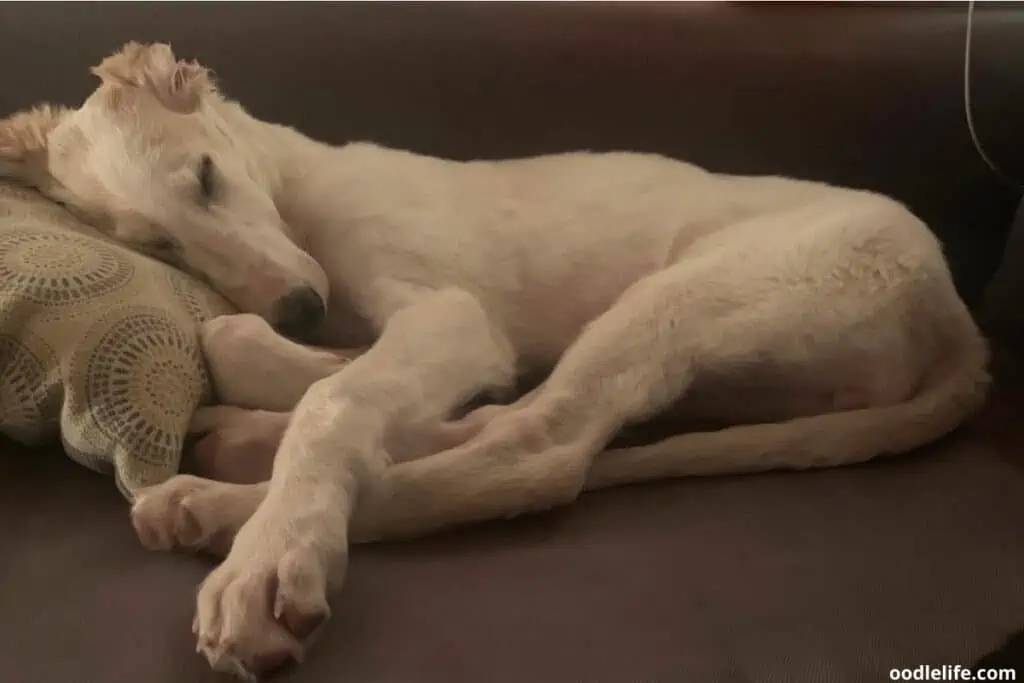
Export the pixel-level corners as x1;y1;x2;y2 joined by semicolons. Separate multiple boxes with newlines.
421;384;545;458
349;233;928;542
349;264;709;540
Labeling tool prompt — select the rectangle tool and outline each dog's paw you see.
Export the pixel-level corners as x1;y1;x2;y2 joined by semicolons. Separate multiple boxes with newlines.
131;475;261;556
131;475;217;551
194;526;334;679
201;313;276;356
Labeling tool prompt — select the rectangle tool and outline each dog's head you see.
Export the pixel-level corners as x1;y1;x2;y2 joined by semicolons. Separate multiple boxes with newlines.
0;42;329;340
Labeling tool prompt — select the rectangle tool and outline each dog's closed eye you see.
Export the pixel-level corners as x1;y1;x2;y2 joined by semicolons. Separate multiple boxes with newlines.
144;236;181;262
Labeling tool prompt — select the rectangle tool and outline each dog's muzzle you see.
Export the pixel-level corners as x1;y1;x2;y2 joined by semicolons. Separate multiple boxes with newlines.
271;286;327;342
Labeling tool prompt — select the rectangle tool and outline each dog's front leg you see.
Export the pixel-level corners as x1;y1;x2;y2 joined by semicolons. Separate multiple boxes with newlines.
191;287;516;679
200;313;362;412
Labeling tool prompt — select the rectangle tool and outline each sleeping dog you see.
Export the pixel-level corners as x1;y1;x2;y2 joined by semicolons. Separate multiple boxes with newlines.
0;42;989;679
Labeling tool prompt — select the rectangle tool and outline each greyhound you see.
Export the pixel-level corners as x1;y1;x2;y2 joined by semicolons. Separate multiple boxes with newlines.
0;42;990;679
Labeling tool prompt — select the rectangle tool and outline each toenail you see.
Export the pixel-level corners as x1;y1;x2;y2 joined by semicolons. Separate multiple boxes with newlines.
177;498;203;545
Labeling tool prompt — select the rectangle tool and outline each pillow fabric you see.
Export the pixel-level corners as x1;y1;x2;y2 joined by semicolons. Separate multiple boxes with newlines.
0;183;235;499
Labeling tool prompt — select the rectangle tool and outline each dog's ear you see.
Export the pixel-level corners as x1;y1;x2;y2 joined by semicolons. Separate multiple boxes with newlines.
91;42;215;114
0;104;69;187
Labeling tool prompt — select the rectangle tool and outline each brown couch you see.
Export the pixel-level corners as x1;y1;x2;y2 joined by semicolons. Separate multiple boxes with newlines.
3;3;1024;682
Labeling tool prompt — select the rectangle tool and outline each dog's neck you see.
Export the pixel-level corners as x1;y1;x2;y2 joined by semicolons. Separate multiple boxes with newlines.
215;100;376;347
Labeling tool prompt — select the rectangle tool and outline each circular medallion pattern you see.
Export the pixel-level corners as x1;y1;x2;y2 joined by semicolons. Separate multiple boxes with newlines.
85;311;203;469
0;229;135;307
164;268;236;322
0;333;54;441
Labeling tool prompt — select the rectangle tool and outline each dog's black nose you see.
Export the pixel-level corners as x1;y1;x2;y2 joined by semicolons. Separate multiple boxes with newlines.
272;286;326;342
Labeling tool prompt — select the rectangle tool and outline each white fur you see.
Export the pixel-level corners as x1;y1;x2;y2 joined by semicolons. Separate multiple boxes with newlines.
0;43;990;679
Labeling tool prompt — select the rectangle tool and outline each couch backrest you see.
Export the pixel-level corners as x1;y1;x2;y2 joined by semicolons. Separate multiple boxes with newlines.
1;3;1021;307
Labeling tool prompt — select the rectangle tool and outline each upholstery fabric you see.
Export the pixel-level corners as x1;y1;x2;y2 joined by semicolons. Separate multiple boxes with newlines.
0;183;234;496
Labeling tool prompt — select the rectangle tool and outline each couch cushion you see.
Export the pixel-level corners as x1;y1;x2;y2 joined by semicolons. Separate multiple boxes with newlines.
3;379;1024;683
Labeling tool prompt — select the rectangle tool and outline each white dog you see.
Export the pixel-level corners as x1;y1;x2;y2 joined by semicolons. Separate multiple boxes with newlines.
0;42;990;679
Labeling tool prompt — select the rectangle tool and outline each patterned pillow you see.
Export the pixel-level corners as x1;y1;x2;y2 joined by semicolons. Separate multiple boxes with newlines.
0;183;235;499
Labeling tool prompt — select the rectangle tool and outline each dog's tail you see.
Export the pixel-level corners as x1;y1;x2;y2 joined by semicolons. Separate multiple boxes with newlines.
585;329;991;490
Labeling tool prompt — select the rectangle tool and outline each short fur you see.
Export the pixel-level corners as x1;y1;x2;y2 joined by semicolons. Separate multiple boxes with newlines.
0;42;990;679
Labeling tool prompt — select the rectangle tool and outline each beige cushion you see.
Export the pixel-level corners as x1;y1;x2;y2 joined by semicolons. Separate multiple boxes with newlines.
0;183;235;498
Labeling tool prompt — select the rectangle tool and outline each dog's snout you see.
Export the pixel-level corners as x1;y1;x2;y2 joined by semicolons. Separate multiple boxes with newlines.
272;286;326;341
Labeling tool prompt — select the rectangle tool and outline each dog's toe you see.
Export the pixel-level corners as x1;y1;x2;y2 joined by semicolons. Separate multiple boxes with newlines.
194;527;330;678
273;546;333;642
